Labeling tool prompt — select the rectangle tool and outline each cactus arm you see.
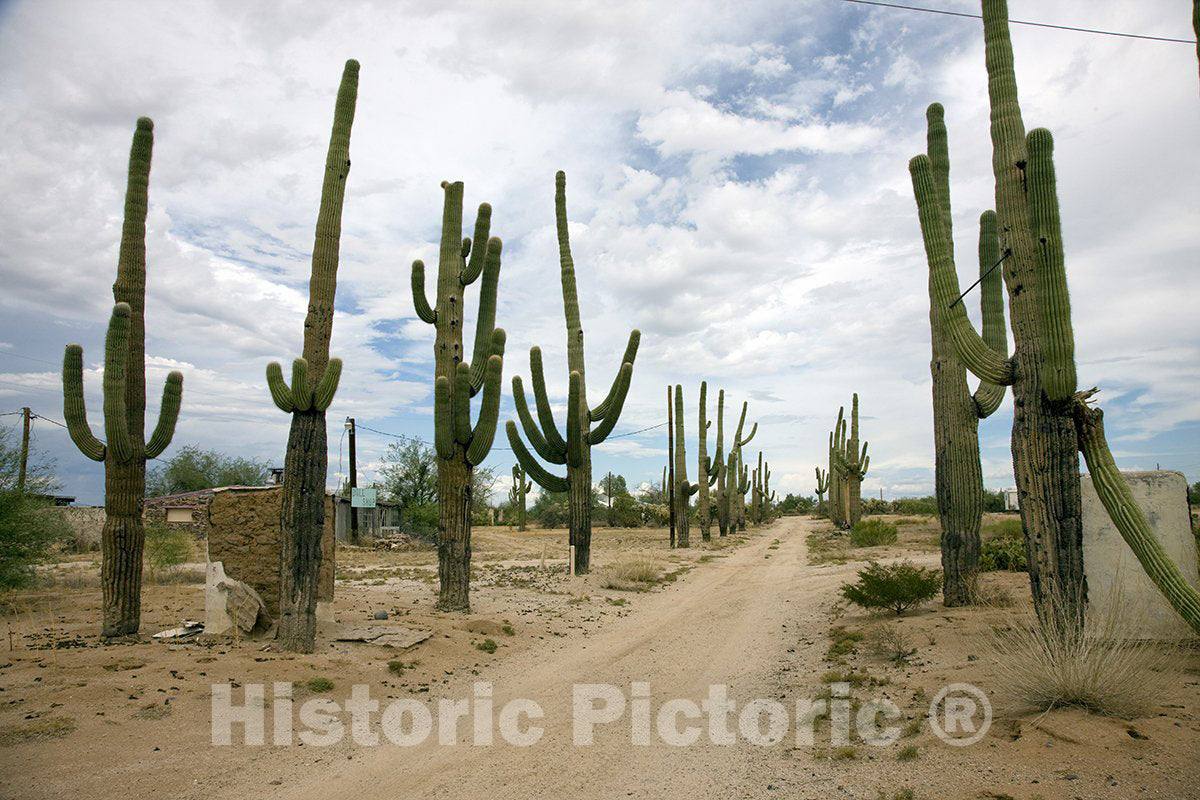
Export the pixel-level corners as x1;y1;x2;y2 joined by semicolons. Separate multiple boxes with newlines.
685;482;699;497
145;370;183;459
313;357;342;411
512;375;566;464
973;210;1009;417
529;346;568;455
102;303;133;464
910;153;1015;387
466;352;504;467
453;362;473;445
587;362;632;445
467;239;503;394
590;329;641;421
460;204;492;286
411;260;437;324
506;420;569;493
290;358;313;412
566;371;583;468
1027;128;1076;404
434;376;454;460
738;422;757;448
266;361;295;412
62;344;107;461
1075;401;1200;634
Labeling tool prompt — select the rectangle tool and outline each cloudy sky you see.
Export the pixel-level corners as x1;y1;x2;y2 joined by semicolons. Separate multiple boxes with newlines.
1;0;1196;506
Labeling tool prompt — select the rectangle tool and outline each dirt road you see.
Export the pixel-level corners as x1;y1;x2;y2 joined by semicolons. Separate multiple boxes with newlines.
207;517;845;799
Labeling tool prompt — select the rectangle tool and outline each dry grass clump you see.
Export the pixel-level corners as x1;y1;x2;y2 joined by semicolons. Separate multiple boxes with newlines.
988;595;1177;719
601;556;662;590
0;716;77;746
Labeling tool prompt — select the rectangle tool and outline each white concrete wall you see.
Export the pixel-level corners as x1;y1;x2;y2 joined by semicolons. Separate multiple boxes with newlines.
1082;470;1199;639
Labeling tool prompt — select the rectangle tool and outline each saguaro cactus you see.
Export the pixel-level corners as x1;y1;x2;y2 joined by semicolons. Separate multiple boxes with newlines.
696;381;720;541
815;467;829;517
265;60;358;652
411;180;505;612
62;118;183;638
510;464;532;532
506;171;639;574
827;415;844;527
916;104;1009;606
833;394;870;528
910;0;1200;634
672;385;699;547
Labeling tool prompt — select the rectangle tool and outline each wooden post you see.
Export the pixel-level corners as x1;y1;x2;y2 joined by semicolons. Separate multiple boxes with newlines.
667;386;676;548
569;545;576;576
18;407;30;491
346;417;358;543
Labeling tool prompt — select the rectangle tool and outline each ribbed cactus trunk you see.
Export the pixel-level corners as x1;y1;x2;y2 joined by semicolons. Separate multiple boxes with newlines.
672;385;699;548
714;389;728;537
512;465;530;532
919;103;1010;607
696;381;717;542
61;118;183;638
847;395;863;527
272;61;358;652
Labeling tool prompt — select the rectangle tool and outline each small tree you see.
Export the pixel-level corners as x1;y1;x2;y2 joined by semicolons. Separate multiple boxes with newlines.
840;561;942;615
145;445;270;496
0;426;71;589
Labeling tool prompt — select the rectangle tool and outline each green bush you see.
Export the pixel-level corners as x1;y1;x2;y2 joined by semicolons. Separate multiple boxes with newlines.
888;496;938;515
840;561;942;615
979;520;1027;572
850;518;898;547
143;521;192;581
0;491;72;589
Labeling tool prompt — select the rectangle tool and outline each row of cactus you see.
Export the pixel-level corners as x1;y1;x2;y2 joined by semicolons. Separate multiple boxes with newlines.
750;451;775;525
911;0;1200;633
666;382;763;545
822;395;869;530
62;117;184;638
506;171;640;576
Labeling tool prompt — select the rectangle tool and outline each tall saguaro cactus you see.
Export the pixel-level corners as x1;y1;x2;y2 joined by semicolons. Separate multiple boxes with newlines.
672;385;699;547
511;464;531;532
910;0;1200;634
506;171;639;574
411;180;505;612
696;381;720;541
916;104;1009;606
62;118;183;638
718;398;756;535
265;60;358;652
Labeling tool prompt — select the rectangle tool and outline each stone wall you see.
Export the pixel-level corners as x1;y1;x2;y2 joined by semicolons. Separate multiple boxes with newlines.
205;486;335;620
1082;470;1199;639
55;506;105;551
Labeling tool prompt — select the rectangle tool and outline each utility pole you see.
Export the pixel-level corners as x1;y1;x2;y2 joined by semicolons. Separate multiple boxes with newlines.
18;407;30;491
346;416;358;543
667;386;675;549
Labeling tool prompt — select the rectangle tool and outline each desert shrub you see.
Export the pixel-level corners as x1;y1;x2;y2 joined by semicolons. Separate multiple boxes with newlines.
609;493;642;528
866;622;917;666
0;491;73;590
142;521;192;581
402;502;438;540
989;596;1175;718
639;502;669;527
602;556;661;590
840;561;942;615
476;638;497;654
888;496;937;515
861;497;888;516
850;518;897;547
979;519;1027;572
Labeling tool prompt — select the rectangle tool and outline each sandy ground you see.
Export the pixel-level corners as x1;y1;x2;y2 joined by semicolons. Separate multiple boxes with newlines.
1;515;1197;800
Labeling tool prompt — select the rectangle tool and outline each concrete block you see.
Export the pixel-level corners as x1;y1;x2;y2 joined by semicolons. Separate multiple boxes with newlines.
1082;470;1199;639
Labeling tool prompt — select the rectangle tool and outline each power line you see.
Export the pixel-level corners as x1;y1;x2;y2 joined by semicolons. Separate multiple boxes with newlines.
842;0;1197;44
